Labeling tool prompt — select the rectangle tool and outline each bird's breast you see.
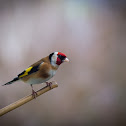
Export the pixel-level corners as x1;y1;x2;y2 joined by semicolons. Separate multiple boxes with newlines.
49;69;56;77
22;69;57;85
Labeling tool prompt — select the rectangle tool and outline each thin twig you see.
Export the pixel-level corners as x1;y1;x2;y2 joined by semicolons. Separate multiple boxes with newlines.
0;82;58;117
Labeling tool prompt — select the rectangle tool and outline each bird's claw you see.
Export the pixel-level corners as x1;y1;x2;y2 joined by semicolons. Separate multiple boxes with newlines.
46;82;53;89
32;89;37;99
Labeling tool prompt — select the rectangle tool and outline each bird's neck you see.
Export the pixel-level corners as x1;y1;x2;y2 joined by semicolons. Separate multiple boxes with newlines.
51;62;59;69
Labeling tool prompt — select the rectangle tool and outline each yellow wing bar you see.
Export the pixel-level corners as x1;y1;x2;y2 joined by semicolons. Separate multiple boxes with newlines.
18;67;33;78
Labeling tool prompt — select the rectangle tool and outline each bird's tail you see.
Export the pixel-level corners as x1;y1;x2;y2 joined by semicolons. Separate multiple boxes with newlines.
2;77;19;86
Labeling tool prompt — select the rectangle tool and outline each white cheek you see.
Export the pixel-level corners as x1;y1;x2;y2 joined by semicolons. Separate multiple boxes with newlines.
53;54;57;61
51;55;59;67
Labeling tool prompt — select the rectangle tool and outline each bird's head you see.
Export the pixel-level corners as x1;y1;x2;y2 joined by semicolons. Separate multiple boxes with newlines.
49;52;69;67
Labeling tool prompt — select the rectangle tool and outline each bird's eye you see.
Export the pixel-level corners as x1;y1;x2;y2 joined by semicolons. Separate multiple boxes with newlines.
58;55;66;60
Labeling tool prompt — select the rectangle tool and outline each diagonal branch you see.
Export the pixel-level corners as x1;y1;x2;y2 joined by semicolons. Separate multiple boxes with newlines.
0;81;58;117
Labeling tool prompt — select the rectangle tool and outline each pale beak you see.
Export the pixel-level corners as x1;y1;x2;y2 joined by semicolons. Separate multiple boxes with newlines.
64;57;69;62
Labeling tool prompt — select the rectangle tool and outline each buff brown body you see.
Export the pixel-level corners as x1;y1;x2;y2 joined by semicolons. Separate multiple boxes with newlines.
2;52;69;97
21;56;58;83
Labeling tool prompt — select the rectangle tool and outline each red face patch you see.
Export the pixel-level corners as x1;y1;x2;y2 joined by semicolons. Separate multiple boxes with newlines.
56;57;62;65
56;52;67;65
58;52;66;57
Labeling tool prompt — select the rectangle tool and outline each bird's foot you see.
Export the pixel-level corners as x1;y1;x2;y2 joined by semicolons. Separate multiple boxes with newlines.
32;89;37;99
46;82;53;89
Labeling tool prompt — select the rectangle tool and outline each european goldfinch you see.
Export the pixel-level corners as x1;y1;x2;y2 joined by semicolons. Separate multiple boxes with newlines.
2;52;69;97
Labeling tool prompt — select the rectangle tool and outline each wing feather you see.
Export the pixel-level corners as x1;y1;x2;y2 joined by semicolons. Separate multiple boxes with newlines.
18;64;41;78
18;67;33;78
18;56;50;78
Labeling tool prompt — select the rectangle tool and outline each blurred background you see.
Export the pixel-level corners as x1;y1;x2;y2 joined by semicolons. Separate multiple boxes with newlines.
0;0;126;126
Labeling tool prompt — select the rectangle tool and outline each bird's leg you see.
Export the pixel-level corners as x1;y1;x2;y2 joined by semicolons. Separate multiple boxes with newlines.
45;82;53;89
31;84;37;98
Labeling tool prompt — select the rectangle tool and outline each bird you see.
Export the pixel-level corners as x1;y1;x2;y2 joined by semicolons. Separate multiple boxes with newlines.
2;52;69;98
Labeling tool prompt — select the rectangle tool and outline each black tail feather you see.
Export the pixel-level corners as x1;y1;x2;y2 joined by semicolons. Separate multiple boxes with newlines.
2;77;19;86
